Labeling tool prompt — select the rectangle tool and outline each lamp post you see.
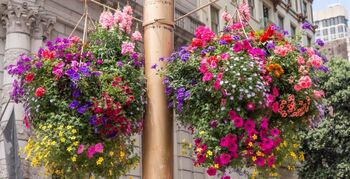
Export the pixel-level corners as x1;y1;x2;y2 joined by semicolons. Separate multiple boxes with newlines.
142;0;174;178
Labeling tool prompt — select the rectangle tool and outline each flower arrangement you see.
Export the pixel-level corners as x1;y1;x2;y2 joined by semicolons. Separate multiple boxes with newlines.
158;5;327;178
8;6;144;178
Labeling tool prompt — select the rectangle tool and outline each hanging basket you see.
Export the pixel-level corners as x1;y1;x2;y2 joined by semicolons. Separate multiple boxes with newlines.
158;4;327;178
8;5;145;178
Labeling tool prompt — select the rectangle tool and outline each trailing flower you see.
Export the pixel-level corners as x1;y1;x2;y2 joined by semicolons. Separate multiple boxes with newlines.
9;6;144;178
157;11;327;178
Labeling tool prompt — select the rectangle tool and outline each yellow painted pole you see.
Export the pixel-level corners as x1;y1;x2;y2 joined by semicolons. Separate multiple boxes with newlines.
142;0;174;179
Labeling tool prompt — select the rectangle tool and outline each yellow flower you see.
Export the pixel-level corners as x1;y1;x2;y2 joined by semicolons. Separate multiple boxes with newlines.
59;131;64;137
283;141;288;147
109;151;114;156
293;143;300;148
206;150;213;156
199;131;205;135
252;169;257;177
129;177;133;179
120;151;125;158
70;136;76;140
252;156;257;161
60;138;66;142
256;151;264;157
248;142;253;147
214;164;219;169
196;147;203;153
67;125;73;129
109;170;113;176
290;151;297;160
252;134;258;140
299;152;305;161
73;141;79;146
67;146;72;152
96;157;104;165
71;156;76;162
72;129;77;134
51;141;56;145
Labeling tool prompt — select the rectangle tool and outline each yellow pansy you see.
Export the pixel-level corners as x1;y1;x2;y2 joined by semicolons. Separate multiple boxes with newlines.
60;138;66;142
72;129;77;134
71;156;76;162
66;146;72;152
96;157;104;165
206;150;213;156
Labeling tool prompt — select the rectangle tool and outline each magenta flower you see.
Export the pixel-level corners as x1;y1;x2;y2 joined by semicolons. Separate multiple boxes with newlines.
260;117;269;130
233;42;243;52
270;128;280;137
195;26;215;42
267;156;275;167
228;143;238;153
255;157;265;167
197;154;206;164
272;102;279;113
220;137;229;147
244;119;255;132
219;153;232;165
272;86;279;97
261;138;274;150
202;72;213;82
246;102;256;111
232;116;244;128
87;145;96;158
206;166;217;176
77;144;85;154
94;143;104;153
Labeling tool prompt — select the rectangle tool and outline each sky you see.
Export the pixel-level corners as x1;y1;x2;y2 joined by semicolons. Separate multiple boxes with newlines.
313;0;350;13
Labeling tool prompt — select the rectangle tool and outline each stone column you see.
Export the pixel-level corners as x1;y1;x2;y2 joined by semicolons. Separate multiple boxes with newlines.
0;2;36;178
31;9;55;54
0;19;5;110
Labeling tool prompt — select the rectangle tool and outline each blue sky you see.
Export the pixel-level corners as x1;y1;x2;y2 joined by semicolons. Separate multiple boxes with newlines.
313;0;350;13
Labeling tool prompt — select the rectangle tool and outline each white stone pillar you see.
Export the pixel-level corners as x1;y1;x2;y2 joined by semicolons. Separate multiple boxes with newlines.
31;13;55;54
0;21;5;110
0;2;37;178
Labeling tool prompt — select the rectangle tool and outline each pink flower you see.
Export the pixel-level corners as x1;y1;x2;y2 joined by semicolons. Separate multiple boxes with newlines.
233;42;243;52
220;137;229;147
77;144;85;154
230;22;243;30
255;157;265;167
267;156;275;167
123;5;133;15
114;10;123;23
261;138;274;150
99;11;115;29
221;11;232;23
199;63;207;73
206;166;217;176
94;143;104;153
197;154;206;163
69;36;80;43
313;90;324;99
274;46;287;56
195;26;215;42
310;54;323;68
232;116;243;128
239;2;250;22
222;176;231;179
297;56;305;65
266;94;275;106
228;110;237;119
131;31;142;41
202;72;213;82
294;85;302;91
24;115;30;129
35;87;45;97
244;119;255;132
306;48;315;57
246;102;256;111
221;53;229;60
260;117;269;130
52;62;65;77
270;128;280;137
87;145;96;158
214;80;221;90
272;102;279;113
121;41;135;55
219;153;232;165
298;76;312;89
272;87;279;97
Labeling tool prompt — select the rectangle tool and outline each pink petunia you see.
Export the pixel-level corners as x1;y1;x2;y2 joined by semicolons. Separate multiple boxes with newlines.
206;166;217;176
87;145;96;158
313;90;325;99
221;11;232;23
214;80;221;90
94;143;104;153
297;56;305;65
244;119;255;132
272;102;279;113
267;156;275;167
77;144;85;154
219;153;232;165
99;11;115;29
197;154;206;164
232;116;244;128
310;54;323;68
255;157;265;167
202;72;213;82
272;87;279;97
220;137;229;147
270;128;280;137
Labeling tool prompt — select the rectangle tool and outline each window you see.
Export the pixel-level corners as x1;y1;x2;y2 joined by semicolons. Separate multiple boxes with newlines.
322;20;326;27
278;15;284;29
330;27;336;34
210;6;219;34
315;30;320;37
248;0;255;18
331;18;335;26
290;24;296;37
323;29;328;36
307;36;312;47
263;4;269;27
338;26;344;33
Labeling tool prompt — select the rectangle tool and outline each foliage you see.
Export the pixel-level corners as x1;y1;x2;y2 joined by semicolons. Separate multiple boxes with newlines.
7;6;144;178
299;58;350;178
157;9;327;178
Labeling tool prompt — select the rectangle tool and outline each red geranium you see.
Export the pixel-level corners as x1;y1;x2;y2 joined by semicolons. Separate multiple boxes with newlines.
35;87;46;97
220;34;233;43
25;73;35;83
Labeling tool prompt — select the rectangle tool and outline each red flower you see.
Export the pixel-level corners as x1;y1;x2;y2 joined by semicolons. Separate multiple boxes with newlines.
24;115;30;128
35;87;45;97
260;25;274;42
41;50;55;60
220;34;233;43
25;73;35;83
191;38;206;48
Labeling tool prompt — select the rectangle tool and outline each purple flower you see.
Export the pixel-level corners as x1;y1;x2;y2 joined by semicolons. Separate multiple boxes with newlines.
162;77;169;84
219;40;227;45
90;115;97;125
11;79;25;103
271;25;280;31
201;49;209;55
301;22;312;30
69;100;80;109
180;53;190;62
315;38;324;47
266;41;275;49
151;64;158;69
79;66;90;76
77;104;88;114
165;86;173;95
116;61;124;67
159;57;165;61
282;30;289;35
232;36;240;41
72;90;81;98
131;53;139;59
210;120;218;128
208;46;216;51
319;65;329;72
299;47;307;53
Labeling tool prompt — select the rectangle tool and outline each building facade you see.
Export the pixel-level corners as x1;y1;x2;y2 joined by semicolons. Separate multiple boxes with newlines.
0;0;313;178
314;4;350;60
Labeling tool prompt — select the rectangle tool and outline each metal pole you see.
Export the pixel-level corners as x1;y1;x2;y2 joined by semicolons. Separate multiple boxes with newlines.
142;0;174;178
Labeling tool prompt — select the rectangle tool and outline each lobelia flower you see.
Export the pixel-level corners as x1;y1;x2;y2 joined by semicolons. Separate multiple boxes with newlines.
77;104;89;114
35;87;46;97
